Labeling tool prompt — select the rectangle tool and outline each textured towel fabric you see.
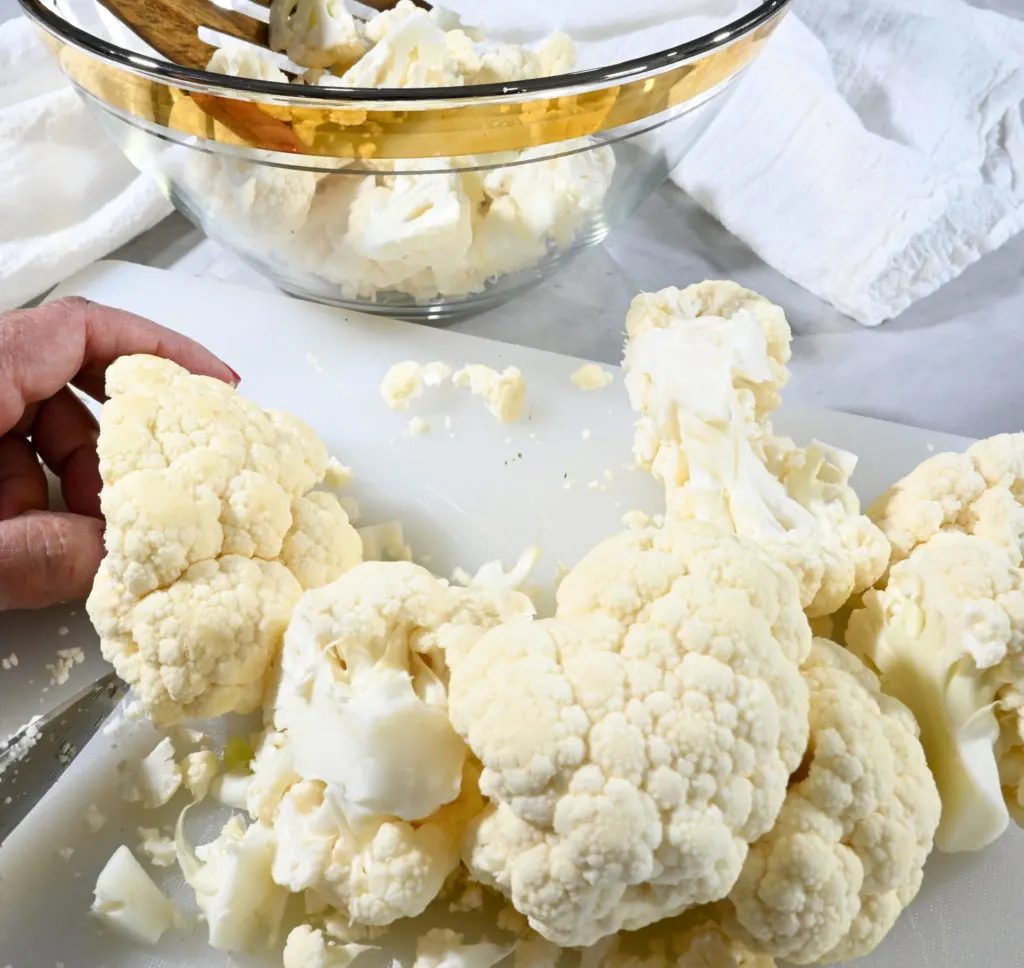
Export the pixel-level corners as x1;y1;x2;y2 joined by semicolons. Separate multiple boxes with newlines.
0;17;170;310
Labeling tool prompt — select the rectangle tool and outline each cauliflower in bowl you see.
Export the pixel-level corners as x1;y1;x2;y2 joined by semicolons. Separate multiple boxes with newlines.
86;354;361;726
185;2;616;307
445;522;811;947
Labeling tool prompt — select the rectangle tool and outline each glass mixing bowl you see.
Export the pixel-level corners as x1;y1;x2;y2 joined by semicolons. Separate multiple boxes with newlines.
20;0;792;320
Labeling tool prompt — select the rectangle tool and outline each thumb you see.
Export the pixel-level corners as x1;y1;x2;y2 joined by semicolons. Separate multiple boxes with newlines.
0;511;105;611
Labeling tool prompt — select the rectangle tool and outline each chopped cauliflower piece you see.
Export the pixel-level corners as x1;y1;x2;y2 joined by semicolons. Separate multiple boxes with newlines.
453;365;526;423
324;458;353;490
847;530;1024;851
121;737;181;808
412;929;510;968
624;281;889;616
91;845;181;945
85;802;106;833
869;432;1024;566
447;521;811;947
86;355;361;726
357;521;413;562
381;360;426;411
137;827;178;867
408;416;431;436
177;813;287;951
729;638;940;963
181;750;220;801
211;772;253;809
283;925;375;968
270;0;368;70
570;363;614;392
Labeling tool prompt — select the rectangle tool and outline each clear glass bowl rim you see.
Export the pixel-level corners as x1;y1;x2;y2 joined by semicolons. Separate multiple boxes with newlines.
19;0;792;107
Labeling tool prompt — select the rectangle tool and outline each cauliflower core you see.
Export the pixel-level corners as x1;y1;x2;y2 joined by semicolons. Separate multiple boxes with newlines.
847;530;1024;852
446;522;811;947
248;561;530;926
729;638;939;963
87;355;361;725
623;281;889;616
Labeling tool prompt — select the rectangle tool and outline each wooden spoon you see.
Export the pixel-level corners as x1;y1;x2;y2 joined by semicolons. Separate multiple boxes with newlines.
93;0;432;70
90;0;432;152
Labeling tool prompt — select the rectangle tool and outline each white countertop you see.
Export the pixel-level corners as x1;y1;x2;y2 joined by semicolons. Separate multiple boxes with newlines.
5;0;1024;440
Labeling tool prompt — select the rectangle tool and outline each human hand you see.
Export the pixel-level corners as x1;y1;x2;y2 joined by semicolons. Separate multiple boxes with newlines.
0;297;238;611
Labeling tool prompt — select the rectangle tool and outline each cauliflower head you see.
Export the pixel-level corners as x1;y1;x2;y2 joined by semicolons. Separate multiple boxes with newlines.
847;531;1024;852
729;638;940;964
445;522;811;947
623;281;889;617
87;355;361;726
247;561;526;925
869;433;1024;567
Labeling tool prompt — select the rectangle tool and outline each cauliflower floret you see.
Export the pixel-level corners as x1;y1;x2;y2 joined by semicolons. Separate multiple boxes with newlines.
120;736;181;807
207;42;290;82
182;749;220;801
446;521;811;947
467;32;576;84
623;281;889;616
847;531;1024;852
87;355;361;726
869;433;1024;566
248;561;521;925
412;928;510;968
269;0;368;70
91;846;181;945
283;924;375;968
729;638;939;964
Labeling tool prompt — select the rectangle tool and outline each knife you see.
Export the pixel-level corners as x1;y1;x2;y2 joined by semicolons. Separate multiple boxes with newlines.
0;672;125;843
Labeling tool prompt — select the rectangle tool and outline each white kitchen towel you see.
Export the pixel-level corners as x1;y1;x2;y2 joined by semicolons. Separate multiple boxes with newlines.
0;16;170;311
673;0;1024;326
449;0;1024;327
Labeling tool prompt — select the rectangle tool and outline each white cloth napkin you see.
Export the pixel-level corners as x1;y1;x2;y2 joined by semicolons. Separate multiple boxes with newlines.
673;0;1024;326
0;16;170;311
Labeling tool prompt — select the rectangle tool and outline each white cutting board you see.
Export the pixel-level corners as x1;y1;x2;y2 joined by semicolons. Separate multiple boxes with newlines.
1;261;1021;967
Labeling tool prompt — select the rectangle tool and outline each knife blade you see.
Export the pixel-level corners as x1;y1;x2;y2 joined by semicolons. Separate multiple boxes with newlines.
0;672;125;843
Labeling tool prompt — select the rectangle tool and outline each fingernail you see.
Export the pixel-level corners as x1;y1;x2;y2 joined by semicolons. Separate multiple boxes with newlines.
227;366;241;385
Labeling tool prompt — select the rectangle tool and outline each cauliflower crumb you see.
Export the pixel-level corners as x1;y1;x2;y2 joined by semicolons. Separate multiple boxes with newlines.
283;925;376;968
56;846;75;862
120;738;182;808
45;647;84;686
570;363;614;392
453;365;526;423
423;362;453;387
1;652;17;670
621;509;651;529
412;929;510;968
181;750;220;801
448;881;485;913
137;827;178;867
581;429;592;441
408;416;431;436
381;361;425;410
85;803;106;833
324;458;353;489
358;521;413;562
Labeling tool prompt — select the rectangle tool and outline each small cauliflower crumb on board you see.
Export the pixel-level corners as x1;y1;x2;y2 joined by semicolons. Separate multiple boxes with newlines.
569;363;614;391
408;416;431;436
381;361;426;410
45;647;84;686
452;365;526;423
1;652;17;670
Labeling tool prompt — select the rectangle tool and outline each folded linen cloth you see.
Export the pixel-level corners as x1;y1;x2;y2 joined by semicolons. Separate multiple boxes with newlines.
0;16;170;311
